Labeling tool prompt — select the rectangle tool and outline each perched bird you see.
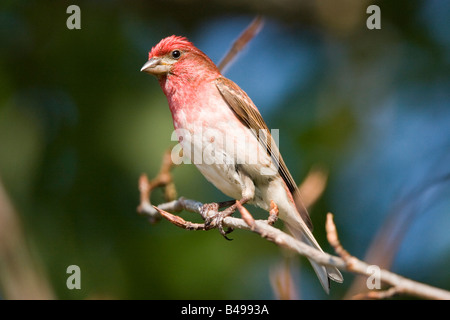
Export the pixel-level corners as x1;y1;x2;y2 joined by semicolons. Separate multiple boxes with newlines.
141;35;343;293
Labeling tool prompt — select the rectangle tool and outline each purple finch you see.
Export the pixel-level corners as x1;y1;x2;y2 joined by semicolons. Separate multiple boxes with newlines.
141;35;343;293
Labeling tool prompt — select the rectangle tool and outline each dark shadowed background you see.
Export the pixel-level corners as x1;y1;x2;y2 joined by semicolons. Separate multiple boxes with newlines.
0;0;449;299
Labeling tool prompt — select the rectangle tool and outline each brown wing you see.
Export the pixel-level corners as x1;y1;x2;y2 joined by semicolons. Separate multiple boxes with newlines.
215;77;313;230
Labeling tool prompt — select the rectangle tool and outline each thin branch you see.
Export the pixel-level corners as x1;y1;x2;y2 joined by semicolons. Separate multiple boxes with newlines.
298;165;328;209
137;149;177;223
138;188;450;299
0;177;55;299
218;15;264;73
345;172;450;298
270;258;300;300
351;287;401;300
325;213;353;263
268;200;279;226
325;213;450;300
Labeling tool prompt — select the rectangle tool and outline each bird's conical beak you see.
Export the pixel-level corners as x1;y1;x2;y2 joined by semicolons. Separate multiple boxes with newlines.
140;57;171;76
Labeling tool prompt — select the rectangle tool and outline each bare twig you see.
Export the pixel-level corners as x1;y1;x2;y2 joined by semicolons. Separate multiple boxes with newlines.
268;200;279;226
218;15;264;73
0;178;54;299
139;196;343;266
326;213;353;263
236;201;256;230
138;190;450;299
298;166;328;209
325;213;450;300
345;172;450;299
270;258;300;300
137;149;177;223
153;204;206;231
351;287;401;300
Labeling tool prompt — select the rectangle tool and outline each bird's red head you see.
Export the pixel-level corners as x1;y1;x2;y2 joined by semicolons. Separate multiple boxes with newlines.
141;35;220;79
148;36;194;60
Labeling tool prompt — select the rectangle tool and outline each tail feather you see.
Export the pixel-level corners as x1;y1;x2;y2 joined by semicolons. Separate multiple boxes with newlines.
285;219;343;294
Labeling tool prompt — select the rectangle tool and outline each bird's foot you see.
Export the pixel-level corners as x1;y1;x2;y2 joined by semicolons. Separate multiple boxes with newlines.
201;202;237;240
201;198;250;240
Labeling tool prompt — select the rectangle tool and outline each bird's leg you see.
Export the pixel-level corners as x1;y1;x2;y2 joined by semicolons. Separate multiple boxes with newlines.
201;201;230;236
203;173;255;239
203;197;250;240
200;200;236;218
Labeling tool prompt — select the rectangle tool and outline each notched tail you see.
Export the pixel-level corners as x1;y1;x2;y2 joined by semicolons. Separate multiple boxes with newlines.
285;219;343;294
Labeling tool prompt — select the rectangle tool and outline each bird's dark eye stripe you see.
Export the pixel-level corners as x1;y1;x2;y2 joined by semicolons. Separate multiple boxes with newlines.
171;50;181;59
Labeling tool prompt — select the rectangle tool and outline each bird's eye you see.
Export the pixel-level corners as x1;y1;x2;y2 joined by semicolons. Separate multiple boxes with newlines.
171;50;181;59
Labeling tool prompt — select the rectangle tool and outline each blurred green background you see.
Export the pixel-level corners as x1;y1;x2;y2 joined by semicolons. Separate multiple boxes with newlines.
0;0;449;299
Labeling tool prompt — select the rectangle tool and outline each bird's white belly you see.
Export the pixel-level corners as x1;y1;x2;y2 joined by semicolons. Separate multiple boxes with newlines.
171;95;278;203
195;162;244;200
178;123;245;200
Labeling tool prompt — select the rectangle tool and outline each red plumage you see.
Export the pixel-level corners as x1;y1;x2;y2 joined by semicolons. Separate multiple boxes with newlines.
141;36;343;293
148;35;193;58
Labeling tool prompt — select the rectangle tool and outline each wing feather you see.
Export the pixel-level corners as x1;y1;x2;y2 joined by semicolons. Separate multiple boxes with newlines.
215;77;313;230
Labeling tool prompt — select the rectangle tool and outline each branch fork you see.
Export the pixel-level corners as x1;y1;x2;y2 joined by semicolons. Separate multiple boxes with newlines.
137;151;450;300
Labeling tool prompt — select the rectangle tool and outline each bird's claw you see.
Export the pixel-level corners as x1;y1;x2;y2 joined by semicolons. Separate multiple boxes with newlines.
201;202;235;240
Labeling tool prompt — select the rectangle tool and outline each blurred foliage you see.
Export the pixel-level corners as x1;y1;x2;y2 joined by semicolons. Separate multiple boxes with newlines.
0;0;449;299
